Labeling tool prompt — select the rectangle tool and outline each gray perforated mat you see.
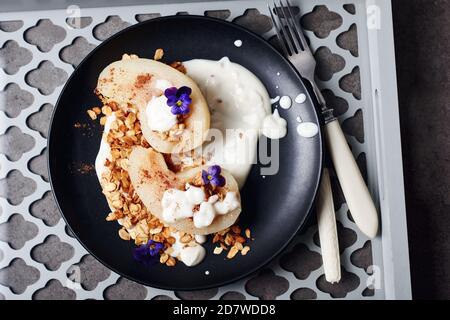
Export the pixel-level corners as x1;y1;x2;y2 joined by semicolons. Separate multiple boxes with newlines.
0;0;410;300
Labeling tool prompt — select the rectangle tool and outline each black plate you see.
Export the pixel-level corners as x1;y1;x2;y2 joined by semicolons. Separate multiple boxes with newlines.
48;15;322;290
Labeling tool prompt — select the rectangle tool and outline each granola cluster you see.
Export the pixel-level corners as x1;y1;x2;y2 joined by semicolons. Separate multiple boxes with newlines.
213;225;251;259
89;103;178;263
156;122;186;142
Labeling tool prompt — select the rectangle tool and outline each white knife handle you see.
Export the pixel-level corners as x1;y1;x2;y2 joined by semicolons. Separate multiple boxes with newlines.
317;168;341;283
324;120;379;239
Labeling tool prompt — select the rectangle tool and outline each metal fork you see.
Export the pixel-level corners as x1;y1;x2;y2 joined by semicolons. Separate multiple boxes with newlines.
269;1;379;240
269;0;333;121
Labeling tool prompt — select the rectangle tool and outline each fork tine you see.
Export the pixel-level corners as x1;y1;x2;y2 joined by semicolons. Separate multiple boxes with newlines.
268;3;290;56
286;0;310;52
279;0;302;52
273;1;296;55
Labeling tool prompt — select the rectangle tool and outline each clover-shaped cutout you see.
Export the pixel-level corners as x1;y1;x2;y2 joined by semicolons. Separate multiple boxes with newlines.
0;40;32;75
329;169;346;211
152;295;173;300
322;89;349;117
350;240;373;273
26;103;53;139
0;20;24;32
26;61;68;95
233;9;272;35
347;210;355;223
314;221;357;253
272;4;300;17
339;66;361;100
220;291;246;300
30;191;61;226
135;13;161;22
337;24;358;57
1;83;34;118
343;4;356;15
268;28;310;53
65;225;76;238
93;16;131;41
356;152;368;183
0;170;36;205
301;6;343;39
316;268;360;298
0;126;35;161
31;235;74;271
205;10;231;20
176;288;218;300
246;268;289;300
362;287;374;297
0;214;38;249
66;254;111;291
314;46;345;81
291;287;317;300
268;34;283;53
0;258;40;294
342;109;364;143
66;16;93;29
314;221;358;253
104;277;147;300
33;279;76;300
60;37;96;68
280;243;322;279
24;19;66;52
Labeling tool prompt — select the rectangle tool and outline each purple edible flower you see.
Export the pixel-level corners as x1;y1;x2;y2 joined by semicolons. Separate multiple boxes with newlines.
133;240;164;266
164;86;192;115
202;165;226;187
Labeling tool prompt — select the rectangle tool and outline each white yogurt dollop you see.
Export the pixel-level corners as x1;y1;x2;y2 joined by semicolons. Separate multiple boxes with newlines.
213;192;240;215
145;79;178;133
161;183;240;228
180;246;206;266
161;184;205;223
194;195;217;228
194;234;207;244
279;96;292;109
295;93;307;104
297;122;319;138
192;192;240;228
270;96;280;104
169;232;206;267
146;95;178;132
262;109;287;139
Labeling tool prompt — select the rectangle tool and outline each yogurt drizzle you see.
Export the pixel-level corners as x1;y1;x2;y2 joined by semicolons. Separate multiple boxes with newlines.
295;93;307;104
279;96;292;109
184;57;287;187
